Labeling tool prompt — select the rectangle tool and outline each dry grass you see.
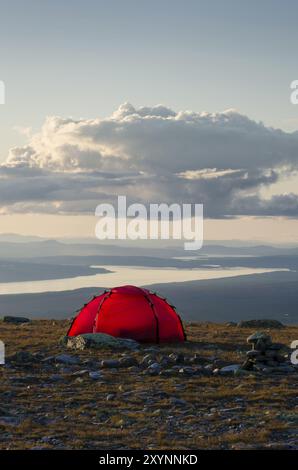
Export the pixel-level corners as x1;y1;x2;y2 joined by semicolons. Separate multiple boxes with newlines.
0;320;297;450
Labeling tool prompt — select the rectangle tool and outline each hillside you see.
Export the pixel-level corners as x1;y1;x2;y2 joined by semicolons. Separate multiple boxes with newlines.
0;320;297;450
1;271;298;323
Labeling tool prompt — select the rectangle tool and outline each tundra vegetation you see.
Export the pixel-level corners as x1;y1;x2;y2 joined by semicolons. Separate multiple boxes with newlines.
0;320;297;450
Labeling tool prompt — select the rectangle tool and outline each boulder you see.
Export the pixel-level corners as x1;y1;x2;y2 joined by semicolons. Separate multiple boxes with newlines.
238;319;284;329
3;316;30;324
64;333;140;351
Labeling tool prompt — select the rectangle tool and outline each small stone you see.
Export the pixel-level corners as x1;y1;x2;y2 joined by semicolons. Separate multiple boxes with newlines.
140;354;156;366
74;377;84;384
276;365;295;373
143;347;159;353
159;368;177;377
220;406;245;413
268;343;286;351
247;331;272;345
55;354;80;365
261;367;274;374
8;351;37;364
119;356;138;367
42;356;56;364
264;350;278;358
246;350;262;358
147;363;161;375
0;416;21;426
254;339;268;352
168;353;184;364
178;366;195;376
160;357;171;367
128;366;140;373
89;371;103;380
106;393;116;401
234;368;252;376
170;397;188;407
49;374;64;382
220;364;240;375
71;369;89;376
100;359;120;368
189;354;206;365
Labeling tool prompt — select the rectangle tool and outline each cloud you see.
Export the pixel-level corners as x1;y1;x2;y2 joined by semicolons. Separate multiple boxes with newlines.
1;102;298;217
177;168;243;180
230;193;298;217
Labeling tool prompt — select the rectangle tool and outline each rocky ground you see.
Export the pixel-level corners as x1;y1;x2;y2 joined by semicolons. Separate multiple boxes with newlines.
0;319;297;450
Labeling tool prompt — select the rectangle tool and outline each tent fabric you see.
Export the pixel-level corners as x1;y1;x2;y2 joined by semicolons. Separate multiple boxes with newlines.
67;285;186;343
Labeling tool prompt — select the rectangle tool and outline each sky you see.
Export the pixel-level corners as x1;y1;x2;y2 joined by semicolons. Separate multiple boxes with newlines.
1;0;298;241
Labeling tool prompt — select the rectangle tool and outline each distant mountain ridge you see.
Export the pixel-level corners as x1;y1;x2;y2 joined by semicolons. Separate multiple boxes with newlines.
0;235;298;259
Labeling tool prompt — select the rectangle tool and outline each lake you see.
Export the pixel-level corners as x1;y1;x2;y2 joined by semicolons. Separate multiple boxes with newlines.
0;265;288;295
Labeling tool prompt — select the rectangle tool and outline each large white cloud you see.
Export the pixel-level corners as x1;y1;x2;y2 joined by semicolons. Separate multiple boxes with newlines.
1;102;298;217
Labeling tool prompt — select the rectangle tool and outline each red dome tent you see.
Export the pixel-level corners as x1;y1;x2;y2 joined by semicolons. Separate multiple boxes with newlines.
67;285;186;343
